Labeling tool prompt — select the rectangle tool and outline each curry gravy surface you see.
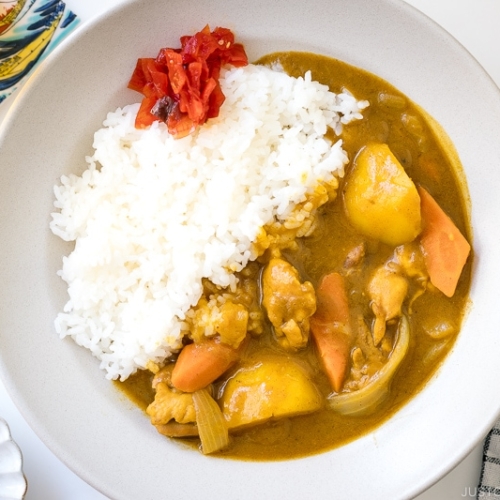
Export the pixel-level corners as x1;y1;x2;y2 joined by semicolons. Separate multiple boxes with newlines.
117;52;472;461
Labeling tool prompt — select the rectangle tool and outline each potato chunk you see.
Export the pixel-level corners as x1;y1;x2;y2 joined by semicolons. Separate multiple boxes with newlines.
343;143;421;246
219;358;322;430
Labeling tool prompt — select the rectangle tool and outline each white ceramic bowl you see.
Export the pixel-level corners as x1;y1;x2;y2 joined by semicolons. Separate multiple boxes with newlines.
0;418;27;500
1;0;500;498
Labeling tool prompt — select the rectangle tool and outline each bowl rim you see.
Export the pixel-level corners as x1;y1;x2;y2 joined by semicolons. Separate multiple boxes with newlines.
1;0;500;499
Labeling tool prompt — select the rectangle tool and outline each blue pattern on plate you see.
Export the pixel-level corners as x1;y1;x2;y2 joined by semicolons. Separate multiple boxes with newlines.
0;0;79;103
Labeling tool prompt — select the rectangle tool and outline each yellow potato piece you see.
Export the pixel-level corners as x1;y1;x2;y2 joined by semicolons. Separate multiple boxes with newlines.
219;358;322;430
344;143;421;246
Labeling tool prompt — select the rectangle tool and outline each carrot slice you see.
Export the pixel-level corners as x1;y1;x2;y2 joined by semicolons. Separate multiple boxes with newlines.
418;186;471;297
313;272;350;325
310;273;352;392
171;339;239;393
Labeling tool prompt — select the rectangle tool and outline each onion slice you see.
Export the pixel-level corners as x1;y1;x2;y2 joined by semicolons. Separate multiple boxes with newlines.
328;315;410;416
192;388;229;454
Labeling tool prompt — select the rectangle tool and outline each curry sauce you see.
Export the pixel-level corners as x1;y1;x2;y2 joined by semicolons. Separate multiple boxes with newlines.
117;52;471;461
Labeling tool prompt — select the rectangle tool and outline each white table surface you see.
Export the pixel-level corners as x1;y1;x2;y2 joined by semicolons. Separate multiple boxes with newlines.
1;0;499;498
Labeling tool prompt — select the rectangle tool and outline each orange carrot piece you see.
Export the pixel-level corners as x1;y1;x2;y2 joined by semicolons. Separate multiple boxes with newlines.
418;186;471;298
313;272;350;325
310;273;352;392
171;340;239;393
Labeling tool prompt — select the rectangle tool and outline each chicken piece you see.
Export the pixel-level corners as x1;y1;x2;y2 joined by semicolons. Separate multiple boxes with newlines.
147;382;196;425
344;243;365;269
200;263;264;337
367;243;429;346
393;243;429;308
262;258;316;350
393;242;427;281
147;366;196;425
154;422;199;438
351;347;365;371
344;316;386;392
214;301;248;348
367;264;408;346
188;297;248;349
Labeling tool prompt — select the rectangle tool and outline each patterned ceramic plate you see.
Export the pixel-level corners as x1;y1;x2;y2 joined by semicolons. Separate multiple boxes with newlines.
0;0;78;104
0;418;27;500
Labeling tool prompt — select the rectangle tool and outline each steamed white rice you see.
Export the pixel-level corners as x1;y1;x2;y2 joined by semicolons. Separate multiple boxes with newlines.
50;63;368;380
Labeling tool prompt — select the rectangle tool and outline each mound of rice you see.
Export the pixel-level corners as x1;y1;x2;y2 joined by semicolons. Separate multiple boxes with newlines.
50;63;368;380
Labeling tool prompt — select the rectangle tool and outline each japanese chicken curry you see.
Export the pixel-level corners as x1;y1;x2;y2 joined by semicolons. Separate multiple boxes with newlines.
117;51;472;461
